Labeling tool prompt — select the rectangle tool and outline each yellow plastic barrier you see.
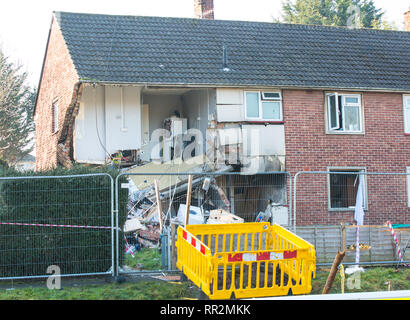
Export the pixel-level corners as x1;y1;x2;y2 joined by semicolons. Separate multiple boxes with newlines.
176;222;316;300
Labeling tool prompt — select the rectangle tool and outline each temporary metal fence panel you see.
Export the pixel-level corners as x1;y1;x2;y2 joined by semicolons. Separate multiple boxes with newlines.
293;171;410;264
0;174;114;280
115;171;292;274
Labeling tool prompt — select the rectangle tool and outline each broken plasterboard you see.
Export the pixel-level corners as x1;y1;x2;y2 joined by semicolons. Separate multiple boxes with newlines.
123;218;147;233
207;209;244;224
124;155;206;193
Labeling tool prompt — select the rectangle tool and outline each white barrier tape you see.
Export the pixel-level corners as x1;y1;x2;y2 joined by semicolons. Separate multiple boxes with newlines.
0;221;118;230
182;229;206;255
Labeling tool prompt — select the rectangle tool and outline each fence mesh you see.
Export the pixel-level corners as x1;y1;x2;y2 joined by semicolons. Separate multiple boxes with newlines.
1;169;407;280
294;171;410;264
0;174;114;279
118;171;291;272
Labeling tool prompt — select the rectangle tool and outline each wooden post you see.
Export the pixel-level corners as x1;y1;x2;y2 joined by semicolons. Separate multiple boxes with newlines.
154;179;163;233
341;224;346;252
171;223;177;269
185;175;193;226
322;250;346;294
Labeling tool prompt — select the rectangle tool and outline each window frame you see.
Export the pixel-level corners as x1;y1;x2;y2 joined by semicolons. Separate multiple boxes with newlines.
407;167;410;208
327;166;368;212
244;90;283;122
325;92;364;134
404;95;410;134
52;100;59;134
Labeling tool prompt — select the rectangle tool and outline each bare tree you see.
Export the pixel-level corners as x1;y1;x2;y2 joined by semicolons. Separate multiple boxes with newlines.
0;48;36;165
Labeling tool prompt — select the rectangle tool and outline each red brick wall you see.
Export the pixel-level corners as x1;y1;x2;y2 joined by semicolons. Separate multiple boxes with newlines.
283;89;410;225
194;0;214;19
35;16;79;171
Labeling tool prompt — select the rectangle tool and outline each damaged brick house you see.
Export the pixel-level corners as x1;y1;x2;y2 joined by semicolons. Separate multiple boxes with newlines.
34;4;410;225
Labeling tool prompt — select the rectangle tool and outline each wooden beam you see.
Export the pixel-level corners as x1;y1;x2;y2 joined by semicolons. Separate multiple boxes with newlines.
154;179;163;233
185;175;193;227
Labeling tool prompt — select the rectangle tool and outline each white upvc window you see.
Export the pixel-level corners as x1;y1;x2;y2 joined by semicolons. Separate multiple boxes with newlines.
326;93;363;133
327;167;367;211
245;91;282;121
404;95;410;134
407;167;410;208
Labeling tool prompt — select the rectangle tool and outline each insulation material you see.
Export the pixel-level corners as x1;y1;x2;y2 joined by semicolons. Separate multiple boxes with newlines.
207;209;244;224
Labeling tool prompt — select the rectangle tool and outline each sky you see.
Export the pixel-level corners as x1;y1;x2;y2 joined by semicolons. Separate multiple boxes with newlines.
0;0;408;87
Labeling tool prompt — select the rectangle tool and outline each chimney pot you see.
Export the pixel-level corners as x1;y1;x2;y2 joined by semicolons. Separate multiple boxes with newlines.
194;0;214;20
405;7;410;31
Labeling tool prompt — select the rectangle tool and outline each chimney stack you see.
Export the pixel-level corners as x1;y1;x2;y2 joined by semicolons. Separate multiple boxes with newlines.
405;7;410;31
194;0;214;20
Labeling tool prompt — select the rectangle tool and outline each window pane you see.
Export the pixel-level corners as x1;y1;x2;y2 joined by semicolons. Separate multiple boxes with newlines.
328;95;339;130
330;173;358;208
407;167;410;208
246;92;259;118
262;101;280;120
405;108;410;133
344;106;360;131
262;92;280;99
345;97;359;104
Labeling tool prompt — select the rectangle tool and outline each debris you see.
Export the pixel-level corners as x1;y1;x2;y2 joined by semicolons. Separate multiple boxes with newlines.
137;236;160;249
202;177;211;192
345;265;365;275
209;180;230;211
347;243;371;251
125;239;137;258
139;229;161;242
151;275;181;282
207;209;244;224
176;205;204;225
123;218;146;233
255;211;270;223
122;161;233;250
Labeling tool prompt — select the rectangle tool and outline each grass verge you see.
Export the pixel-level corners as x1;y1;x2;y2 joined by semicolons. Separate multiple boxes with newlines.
0;281;197;300
0;266;408;300
311;267;410;294
125;249;162;270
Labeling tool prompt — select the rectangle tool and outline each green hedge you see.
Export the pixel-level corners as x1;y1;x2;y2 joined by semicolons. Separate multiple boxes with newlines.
0;165;127;278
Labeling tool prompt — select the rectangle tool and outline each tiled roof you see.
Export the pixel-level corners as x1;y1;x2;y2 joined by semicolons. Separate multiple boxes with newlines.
54;11;410;91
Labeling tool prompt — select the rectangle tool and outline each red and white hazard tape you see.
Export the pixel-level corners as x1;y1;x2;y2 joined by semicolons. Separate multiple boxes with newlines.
0;221;116;230
228;250;297;262
124;236;135;258
182;229;297;262
182;230;206;255
386;221;409;267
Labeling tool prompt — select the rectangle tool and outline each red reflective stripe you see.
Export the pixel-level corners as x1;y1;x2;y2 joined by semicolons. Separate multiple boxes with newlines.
228;253;243;262
284;250;297;259
182;230;206;255
257;252;270;261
